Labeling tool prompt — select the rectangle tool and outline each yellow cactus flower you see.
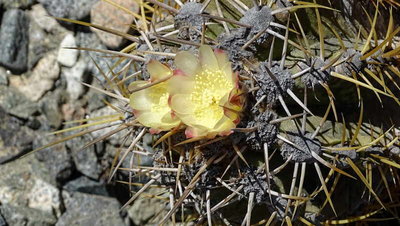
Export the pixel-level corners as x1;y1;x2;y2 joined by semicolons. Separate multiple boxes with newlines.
169;45;243;138
129;60;180;133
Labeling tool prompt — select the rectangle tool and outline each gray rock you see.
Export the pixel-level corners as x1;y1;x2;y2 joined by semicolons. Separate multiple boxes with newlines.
30;4;68;33
58;34;79;67
0;0;36;9
16;51;60;101
0;85;39;119
27;178;62;217
56;191;125;226
27;10;65;70
0;204;56;226
63;57;88;100
0;155;59;225
0;212;5;226
127;187;168;225
34;136;74;183
66;134;102;180
39;91;63;129
0;9;29;74
38;0;98;20
63;176;108;196
0;68;8;85
0;107;36;164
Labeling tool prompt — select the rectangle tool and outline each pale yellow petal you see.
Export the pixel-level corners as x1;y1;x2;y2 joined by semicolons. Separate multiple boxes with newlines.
199;45;219;70
161;112;181;126
185;126;208;138
168;75;195;95
128;80;148;91
147;59;172;81
213;115;235;136
170;94;194;115
137;112;177;131
175;51;201;76
214;49;230;69
129;89;151;111
221;62;235;86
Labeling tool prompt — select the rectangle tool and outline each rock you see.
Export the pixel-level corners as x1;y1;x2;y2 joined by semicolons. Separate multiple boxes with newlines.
63;57;88;100
27;178;62;217
128;188;167;225
0;107;36;164
89;106;122;145
28;8;66;70
66;134;102;180
15;51;60;101
0;0;36;9
39;91;63;129
30;4;67;33
0;212;5;226
0;204;56;226
58;34;79;67
0;9;29;74
0;155;58;225
38;0;98;20
90;0;139;48
56;191;125;226
34;135;74;183
0;68;8;85
0;85;39;119
63;176;108;196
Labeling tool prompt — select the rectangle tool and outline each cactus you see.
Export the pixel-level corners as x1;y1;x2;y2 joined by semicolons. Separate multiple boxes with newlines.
30;0;400;224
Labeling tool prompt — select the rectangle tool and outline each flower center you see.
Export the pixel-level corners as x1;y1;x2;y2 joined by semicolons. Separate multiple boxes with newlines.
190;69;233;128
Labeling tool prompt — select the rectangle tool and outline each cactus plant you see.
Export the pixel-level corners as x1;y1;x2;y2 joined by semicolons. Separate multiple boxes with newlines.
29;0;400;224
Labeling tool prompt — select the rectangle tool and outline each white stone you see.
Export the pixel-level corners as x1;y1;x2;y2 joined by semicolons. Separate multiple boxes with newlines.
58;34;79;67
28;178;61;217
63;58;87;100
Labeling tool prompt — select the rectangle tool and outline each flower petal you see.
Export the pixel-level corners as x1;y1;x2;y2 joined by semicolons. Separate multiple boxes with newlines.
213;115;235;136
185;126;208;138
170;94;194;115
199;45;219;70
214;49;230;69
175;51;201;76
129;90;151;111
147;59;172;81
168;74;195;95
136;112;178;131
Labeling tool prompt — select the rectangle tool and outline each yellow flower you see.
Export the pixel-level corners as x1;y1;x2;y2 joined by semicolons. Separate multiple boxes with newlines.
169;45;243;138
129;60;180;133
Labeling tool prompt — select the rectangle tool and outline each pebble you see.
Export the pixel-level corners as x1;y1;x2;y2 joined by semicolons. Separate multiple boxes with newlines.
90;0;139;48
58;34;79;67
38;0;98;20
56;191;126;226
63;57;87;100
0;0;35;9
63;176;109;196
0;68;8;85
15;51;60;101
0;9;29;74
34;136;75;184
0;85;39;119
66;134;102;180
30;4;67;33
28;178;62;217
